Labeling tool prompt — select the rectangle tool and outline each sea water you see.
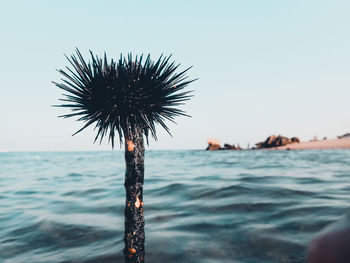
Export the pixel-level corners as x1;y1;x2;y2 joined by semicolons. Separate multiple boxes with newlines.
1;150;350;263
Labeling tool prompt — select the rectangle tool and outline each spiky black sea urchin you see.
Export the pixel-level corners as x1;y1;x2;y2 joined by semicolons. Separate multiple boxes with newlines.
53;48;195;147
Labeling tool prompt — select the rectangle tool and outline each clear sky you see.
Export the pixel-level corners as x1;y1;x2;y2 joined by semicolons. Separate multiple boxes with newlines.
1;0;349;151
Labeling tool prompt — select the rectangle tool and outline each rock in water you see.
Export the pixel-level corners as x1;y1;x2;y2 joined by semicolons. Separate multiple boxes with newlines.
256;135;300;149
224;144;236;150
206;138;221;151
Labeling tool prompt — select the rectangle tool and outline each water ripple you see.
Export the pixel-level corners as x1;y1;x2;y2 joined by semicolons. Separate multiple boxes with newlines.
1;150;350;262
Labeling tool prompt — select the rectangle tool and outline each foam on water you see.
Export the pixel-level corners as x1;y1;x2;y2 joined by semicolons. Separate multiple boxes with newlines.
1;150;350;263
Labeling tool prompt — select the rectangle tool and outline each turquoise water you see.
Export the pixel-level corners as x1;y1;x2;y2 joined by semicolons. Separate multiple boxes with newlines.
1;150;350;263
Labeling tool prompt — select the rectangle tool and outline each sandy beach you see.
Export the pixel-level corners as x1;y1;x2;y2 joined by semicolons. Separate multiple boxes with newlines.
272;138;350;150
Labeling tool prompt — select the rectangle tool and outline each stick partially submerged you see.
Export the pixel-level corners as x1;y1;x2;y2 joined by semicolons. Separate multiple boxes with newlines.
53;49;196;262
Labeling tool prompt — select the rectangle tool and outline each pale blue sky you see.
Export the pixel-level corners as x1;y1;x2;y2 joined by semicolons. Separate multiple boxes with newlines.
1;0;349;151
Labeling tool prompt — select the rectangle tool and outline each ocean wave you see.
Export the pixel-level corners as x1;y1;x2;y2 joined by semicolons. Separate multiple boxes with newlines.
1;150;350;262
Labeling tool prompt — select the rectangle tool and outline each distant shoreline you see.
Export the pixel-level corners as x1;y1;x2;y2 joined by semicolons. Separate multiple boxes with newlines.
268;138;350;150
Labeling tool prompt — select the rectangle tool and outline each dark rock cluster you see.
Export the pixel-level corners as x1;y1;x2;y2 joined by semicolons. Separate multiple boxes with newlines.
338;133;350;139
255;135;300;149
206;135;300;151
206;138;242;151
223;143;242;150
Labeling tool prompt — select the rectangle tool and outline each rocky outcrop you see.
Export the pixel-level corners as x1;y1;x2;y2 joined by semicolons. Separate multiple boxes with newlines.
206;138;242;151
224;143;236;150
338;133;350;139
206;135;300;150
206;138;221;151
255;135;300;149
223;143;242;150
291;137;300;143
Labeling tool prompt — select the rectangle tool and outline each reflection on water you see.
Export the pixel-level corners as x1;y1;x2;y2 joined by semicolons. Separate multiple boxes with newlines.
1;150;350;263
